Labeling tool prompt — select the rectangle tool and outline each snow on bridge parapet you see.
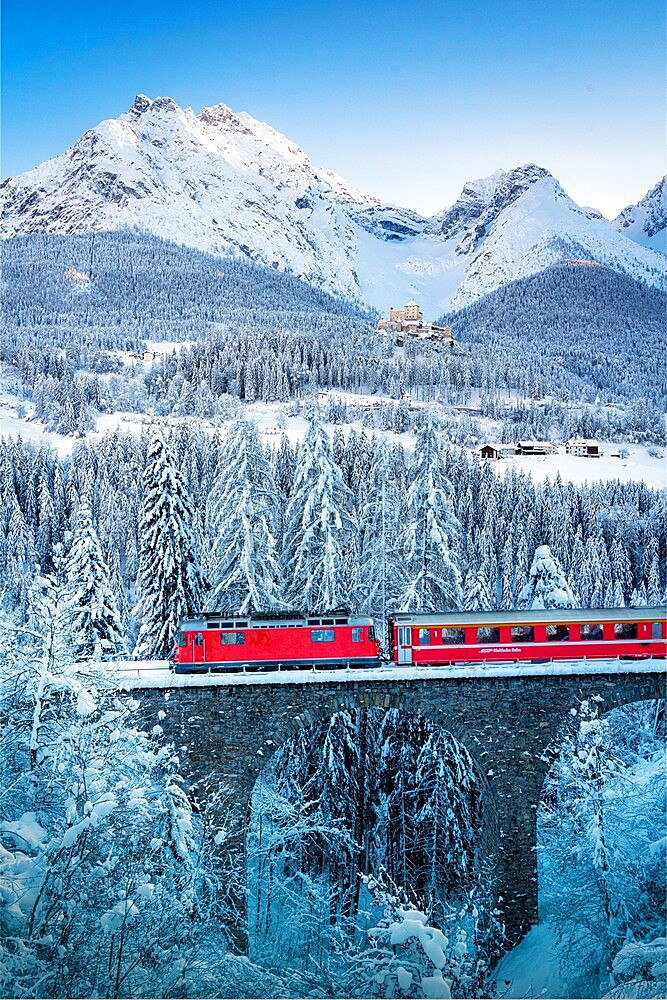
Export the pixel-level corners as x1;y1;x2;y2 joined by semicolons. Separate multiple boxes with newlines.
113;658;667;691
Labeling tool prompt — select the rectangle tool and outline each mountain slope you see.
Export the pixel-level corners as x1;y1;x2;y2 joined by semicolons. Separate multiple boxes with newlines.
438;261;667;410
1;95;664;313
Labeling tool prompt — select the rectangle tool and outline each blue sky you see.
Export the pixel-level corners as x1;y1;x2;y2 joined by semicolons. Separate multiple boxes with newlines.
2;0;664;217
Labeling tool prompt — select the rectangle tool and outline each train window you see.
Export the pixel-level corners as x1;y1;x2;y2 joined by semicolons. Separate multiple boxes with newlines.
206;622;219;629
308;619;319;625
442;627;465;645
195;633;203;647
221;632;245;645
322;618;334;625
418;628;431;645
581;623;603;641
652;622;663;639
352;628;364;642
511;626;534;642
614;622;638;640
219;622;233;628
368;625;376;641
335;618;347;625
176;631;186;647
477;627;500;643
311;629;335;642
547;625;570;642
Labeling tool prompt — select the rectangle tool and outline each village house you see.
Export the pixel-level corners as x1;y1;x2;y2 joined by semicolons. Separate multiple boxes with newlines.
516;441;559;456
565;438;603;457
479;444;518;460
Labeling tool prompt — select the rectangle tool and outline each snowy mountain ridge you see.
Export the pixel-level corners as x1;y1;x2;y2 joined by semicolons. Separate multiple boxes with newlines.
612;175;667;254
1;94;665;314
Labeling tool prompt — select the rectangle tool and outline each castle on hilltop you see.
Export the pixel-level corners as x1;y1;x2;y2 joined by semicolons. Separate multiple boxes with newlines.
377;301;453;344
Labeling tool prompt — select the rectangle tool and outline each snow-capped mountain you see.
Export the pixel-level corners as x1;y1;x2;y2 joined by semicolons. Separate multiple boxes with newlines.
612;177;666;254
1;95;664;313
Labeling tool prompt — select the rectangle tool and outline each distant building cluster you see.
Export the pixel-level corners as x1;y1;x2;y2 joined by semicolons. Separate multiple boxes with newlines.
480;439;604;461
377;301;454;345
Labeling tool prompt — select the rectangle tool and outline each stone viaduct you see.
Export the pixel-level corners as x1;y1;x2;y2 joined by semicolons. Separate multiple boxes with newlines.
129;663;665;948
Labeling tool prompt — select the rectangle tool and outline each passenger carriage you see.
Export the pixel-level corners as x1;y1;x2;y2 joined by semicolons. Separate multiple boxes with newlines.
388;607;667;666
172;611;382;673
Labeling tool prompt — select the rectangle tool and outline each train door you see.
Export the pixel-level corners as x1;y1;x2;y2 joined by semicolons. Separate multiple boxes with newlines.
397;626;413;665
191;631;205;664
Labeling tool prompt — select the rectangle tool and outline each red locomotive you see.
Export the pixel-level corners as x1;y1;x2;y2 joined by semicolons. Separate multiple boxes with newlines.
172;606;666;673
173;611;381;673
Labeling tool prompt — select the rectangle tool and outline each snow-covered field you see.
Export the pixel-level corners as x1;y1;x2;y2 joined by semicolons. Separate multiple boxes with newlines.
498;445;666;489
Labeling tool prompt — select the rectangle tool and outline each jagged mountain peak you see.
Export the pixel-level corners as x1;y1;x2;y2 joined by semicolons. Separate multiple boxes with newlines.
127;93;153;118
612;176;666;253
431;163;564;252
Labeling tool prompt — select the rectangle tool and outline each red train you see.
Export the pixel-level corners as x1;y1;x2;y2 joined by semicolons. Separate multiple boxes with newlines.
172;606;666;673
173;611;381;672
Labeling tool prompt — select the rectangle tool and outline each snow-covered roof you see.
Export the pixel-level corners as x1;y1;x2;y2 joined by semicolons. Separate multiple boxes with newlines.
390;607;666;626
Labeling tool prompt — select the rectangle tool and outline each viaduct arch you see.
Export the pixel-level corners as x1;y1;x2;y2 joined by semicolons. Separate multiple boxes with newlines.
130;665;665;947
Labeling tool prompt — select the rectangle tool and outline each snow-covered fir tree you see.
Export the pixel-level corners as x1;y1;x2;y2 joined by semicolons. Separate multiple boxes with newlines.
518;544;577;610
134;434;204;658
398;417;463;611
205;418;284;613
357;440;408;622
61;499;126;660
282;416;356;611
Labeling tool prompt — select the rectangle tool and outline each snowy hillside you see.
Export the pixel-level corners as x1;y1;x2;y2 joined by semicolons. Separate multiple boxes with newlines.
1;95;664;314
613;176;667;253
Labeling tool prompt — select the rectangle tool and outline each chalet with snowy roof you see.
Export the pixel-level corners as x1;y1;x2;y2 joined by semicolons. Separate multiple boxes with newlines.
565;438;603;457
377;301;454;345
479;443;518;460
516;441;558;456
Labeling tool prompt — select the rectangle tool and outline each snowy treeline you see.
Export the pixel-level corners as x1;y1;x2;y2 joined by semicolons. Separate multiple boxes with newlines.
538;699;666;999
1;416;665;655
2;233;665;443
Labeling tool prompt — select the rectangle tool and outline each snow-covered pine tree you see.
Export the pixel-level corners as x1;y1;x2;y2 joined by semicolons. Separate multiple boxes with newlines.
397;417;463;612
205;418;284;614
357;440;408;624
463;562;493;611
518;544;577;610
282;418;356;612
133;435;204;659
61;499;126;660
